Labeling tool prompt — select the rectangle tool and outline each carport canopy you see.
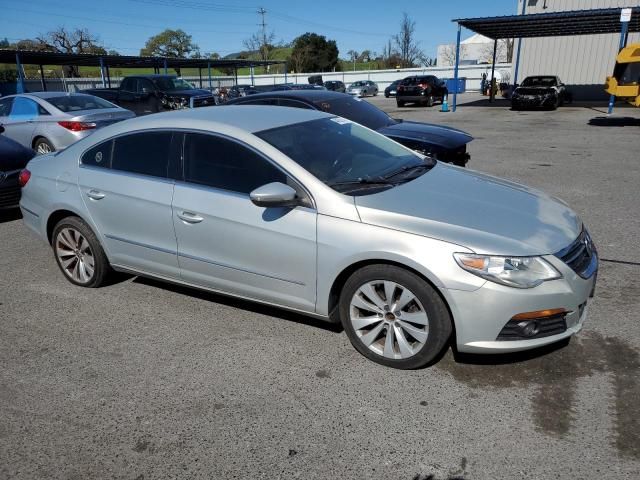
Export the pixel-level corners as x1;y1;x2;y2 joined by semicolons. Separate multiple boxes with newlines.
450;6;640;111
454;6;640;40
1;48;287;92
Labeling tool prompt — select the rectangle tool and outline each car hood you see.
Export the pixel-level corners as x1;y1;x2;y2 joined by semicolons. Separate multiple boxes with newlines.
0;136;34;171
164;89;212;97
377;121;473;150
354;163;581;256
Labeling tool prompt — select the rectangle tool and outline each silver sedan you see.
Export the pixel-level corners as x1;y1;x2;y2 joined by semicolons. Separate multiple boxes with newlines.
346;80;378;97
0;92;134;154
19;106;597;369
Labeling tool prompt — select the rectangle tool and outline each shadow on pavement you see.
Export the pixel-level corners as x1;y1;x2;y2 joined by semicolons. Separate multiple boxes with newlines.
589;116;640;127
133;276;343;334
0;208;22;224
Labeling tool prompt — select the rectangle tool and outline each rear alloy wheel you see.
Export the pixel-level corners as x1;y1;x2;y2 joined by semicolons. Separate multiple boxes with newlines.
339;265;452;369
34;138;55;155
52;216;111;288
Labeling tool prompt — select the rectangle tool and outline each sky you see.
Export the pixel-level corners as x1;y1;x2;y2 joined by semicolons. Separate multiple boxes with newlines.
0;0;518;59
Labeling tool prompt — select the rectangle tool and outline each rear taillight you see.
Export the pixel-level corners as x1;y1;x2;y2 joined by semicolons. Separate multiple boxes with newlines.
58;121;97;132
397;85;404;92
18;169;31;187
419;83;428;89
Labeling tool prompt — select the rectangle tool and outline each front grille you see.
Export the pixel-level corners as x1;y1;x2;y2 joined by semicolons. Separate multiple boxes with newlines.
191;95;216;108
497;313;567;341
0;186;21;208
555;229;597;279
435;145;469;166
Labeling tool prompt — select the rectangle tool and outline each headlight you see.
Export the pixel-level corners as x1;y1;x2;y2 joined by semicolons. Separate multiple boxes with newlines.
453;253;561;288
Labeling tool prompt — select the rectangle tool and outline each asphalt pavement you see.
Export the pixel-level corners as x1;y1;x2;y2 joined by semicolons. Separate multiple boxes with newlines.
1;93;639;479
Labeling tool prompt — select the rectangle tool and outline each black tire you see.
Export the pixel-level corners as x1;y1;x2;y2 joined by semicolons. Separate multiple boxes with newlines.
385;93;389;98
396;100;405;107
339;264;452;369
426;94;435;107
34;137;55;155
52;216;112;288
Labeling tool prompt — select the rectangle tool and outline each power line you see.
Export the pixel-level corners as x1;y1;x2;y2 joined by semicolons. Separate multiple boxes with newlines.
2;7;255;35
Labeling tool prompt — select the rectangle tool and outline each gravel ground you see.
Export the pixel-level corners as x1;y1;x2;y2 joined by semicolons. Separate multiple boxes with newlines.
1;93;640;479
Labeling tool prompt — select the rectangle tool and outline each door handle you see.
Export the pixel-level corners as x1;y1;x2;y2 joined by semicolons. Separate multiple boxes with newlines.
86;189;105;200
177;211;204;224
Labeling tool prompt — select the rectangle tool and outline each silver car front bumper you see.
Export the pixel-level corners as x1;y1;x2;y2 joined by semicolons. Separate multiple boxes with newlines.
444;255;597;353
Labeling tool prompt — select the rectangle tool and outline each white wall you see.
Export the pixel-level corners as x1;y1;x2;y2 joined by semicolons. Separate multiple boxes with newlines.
19;63;512;94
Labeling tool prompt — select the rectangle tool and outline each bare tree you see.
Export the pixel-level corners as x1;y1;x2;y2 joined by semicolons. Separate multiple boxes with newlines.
36;27;105;77
392;13;423;68
439;44;467;66
479;39;514;64
243;30;276;73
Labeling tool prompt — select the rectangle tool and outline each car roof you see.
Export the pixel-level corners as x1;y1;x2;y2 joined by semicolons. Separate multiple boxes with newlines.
93;105;331;137
230;90;350;103
2;92;98;100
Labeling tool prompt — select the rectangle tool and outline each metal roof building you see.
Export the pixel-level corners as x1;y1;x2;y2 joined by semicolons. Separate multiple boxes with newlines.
450;2;640;110
512;0;640;100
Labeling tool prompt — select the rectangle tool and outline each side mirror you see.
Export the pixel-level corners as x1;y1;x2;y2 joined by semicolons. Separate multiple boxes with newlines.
250;182;298;208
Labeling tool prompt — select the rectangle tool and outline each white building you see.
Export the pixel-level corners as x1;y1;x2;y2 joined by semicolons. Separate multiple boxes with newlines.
437;34;511;66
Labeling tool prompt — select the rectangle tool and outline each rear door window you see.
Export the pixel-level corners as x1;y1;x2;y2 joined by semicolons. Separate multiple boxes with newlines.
9;97;40;120
0;97;14;116
82;140;114;168
111;131;173;178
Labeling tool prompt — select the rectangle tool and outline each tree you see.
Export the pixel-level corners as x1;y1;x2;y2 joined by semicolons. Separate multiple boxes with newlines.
140;29;199;75
480;39;514;64
140;29;198;58
243;30;276;73
0;38;10;48
439;44;468;66
392;13;424;68
289;33;338;73
35;27;105;77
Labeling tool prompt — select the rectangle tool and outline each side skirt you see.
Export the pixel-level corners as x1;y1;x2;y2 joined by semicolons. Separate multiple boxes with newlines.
111;263;331;322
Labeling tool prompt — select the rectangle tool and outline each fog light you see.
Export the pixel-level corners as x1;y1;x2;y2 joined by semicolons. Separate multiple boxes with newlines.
517;320;540;337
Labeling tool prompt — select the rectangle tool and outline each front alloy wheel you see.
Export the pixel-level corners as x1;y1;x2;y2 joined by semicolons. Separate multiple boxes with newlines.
350;280;429;359
339;265;452;369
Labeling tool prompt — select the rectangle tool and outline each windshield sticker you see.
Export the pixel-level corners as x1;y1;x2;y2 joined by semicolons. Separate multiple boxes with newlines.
331;117;352;125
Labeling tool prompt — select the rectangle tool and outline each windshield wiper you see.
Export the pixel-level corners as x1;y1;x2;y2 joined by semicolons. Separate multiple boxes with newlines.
328;176;393;188
382;163;431;181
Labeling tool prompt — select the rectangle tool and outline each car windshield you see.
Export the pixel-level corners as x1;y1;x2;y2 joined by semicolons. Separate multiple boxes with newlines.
351;82;365;87
521;76;558;87
256;117;433;195
153;77;195;90
46;95;117;112
313;96;395;130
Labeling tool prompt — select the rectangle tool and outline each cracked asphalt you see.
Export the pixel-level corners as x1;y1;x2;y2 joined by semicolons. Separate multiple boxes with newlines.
1;94;640;479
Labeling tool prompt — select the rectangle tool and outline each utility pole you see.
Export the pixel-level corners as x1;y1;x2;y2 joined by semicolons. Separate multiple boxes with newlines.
258;7;268;73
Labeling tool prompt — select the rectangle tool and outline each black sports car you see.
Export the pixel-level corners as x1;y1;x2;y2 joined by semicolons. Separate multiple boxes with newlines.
225;90;472;166
511;76;570;110
0;125;35;210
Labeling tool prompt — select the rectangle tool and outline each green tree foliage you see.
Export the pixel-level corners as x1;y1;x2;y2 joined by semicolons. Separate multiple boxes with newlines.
289;33;338;73
140;29;198;58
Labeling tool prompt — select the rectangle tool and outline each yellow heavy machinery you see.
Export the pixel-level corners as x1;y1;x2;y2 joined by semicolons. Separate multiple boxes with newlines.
605;43;640;107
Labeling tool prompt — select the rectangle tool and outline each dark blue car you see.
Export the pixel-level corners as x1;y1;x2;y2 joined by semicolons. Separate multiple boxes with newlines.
226;90;472;166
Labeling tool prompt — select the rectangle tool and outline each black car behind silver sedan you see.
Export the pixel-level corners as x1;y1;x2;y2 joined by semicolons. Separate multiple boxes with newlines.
0;125;34;209
226;90;472;166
